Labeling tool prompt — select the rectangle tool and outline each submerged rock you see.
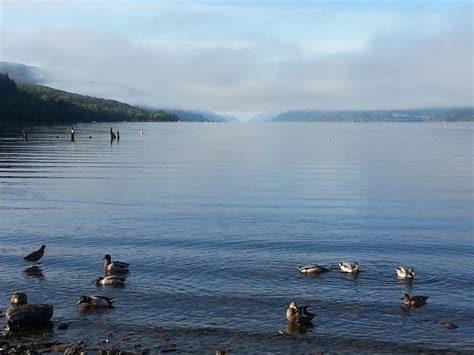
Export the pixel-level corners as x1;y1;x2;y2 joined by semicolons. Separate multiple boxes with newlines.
439;322;458;330
57;322;69;330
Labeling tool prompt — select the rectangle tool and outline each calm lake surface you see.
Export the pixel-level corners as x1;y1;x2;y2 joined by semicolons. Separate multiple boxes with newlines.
0;122;473;353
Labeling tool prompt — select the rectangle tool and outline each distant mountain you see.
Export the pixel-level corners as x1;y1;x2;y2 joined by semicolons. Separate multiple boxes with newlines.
270;108;473;122
0;74;178;128
250;112;279;122
196;110;239;122
142;107;238;122
0;61;49;85
430;107;474;122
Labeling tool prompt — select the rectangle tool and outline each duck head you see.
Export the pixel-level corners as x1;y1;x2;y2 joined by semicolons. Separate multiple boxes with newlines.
95;277;104;285
289;302;297;310
401;293;410;301
10;292;28;305
76;296;89;305
103;254;112;265
40;245;46;250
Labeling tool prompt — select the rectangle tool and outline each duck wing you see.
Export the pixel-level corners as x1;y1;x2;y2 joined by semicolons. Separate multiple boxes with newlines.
298;305;315;320
23;248;44;262
114;261;130;268
91;295;115;306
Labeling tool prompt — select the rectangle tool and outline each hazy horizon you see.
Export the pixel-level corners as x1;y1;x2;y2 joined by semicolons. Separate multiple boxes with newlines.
1;0;472;121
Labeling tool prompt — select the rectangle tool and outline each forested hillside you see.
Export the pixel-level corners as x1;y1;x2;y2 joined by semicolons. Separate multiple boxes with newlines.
0;73;178;127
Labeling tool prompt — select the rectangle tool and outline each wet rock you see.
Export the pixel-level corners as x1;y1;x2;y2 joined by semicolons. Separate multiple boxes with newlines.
6;304;53;329
159;345;177;353
7;344;29;354
439;322;458;330
57;322;69;330
215;349;229;355
133;343;141;348
97;350;108;355
64;341;85;355
121;336;130;341
24;350;41;355
51;344;68;352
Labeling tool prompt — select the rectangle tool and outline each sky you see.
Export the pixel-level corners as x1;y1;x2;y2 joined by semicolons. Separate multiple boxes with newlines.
0;0;473;120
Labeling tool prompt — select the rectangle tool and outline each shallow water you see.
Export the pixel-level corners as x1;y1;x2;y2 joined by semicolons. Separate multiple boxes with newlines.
0;122;473;352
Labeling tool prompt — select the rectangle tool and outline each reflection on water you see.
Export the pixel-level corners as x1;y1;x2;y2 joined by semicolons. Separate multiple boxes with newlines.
23;266;45;279
285;321;314;335
79;307;115;316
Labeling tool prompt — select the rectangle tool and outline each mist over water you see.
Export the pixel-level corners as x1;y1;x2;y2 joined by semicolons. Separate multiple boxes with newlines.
0;122;472;352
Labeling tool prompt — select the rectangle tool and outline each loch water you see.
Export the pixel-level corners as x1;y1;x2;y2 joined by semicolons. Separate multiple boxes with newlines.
0;122;473;353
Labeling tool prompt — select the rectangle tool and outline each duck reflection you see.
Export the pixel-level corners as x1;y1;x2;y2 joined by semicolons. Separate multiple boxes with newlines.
397;278;413;290
79;306;114;316
286;321;314;335
23;266;45;279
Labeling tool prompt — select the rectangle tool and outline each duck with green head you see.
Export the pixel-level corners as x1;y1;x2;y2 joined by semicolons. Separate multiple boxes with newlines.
396;266;415;280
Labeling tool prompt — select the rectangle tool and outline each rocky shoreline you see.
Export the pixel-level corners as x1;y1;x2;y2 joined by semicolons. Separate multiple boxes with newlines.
0;325;185;355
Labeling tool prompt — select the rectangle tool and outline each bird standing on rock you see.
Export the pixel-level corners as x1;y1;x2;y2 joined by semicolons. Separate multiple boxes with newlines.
23;245;46;266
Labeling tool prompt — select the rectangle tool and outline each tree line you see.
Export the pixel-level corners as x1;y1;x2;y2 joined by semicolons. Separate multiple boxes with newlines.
0;73;178;128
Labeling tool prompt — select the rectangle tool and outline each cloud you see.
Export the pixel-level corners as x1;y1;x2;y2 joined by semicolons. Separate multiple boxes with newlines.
1;1;472;118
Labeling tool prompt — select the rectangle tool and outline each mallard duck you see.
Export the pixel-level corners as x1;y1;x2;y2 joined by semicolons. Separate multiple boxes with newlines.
95;276;125;287
6;292;53;329
339;261;359;273
402;293;428;307
103;254;130;274
396;266;415;279
286;302;315;325
297;264;329;274
76;295;115;308
24;245;46;266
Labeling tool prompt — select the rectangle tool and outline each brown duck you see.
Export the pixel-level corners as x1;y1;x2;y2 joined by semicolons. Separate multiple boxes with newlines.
286;302;315;325
402;293;428;308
